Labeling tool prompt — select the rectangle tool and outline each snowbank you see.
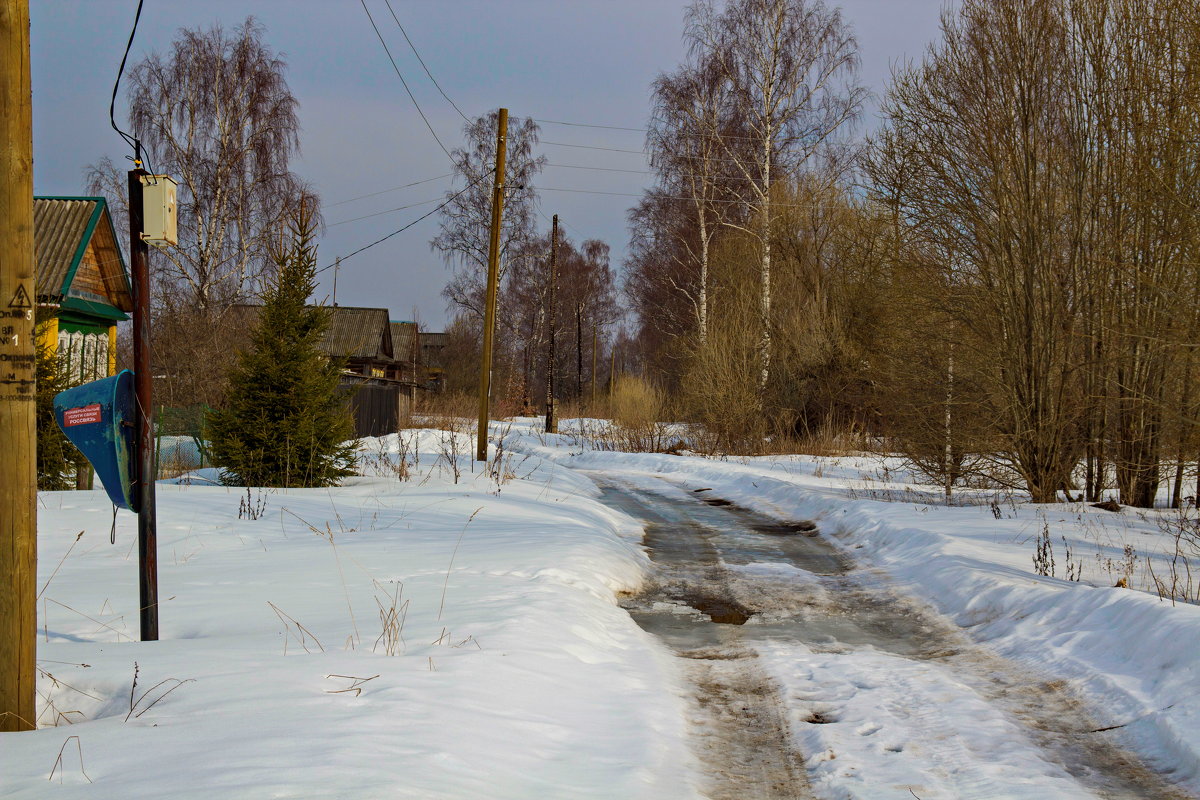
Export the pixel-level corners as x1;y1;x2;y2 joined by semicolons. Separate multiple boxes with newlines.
4;433;700;799
505;421;1200;794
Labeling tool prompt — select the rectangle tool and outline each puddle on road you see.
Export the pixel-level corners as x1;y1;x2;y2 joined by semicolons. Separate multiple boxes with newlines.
595;475;1194;800
600;483;941;659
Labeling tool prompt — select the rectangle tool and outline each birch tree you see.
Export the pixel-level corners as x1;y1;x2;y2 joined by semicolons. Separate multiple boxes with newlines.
686;0;864;403
92;18;312;311
434;112;544;321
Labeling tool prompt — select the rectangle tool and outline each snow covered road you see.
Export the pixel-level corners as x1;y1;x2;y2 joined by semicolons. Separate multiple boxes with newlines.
592;471;1191;800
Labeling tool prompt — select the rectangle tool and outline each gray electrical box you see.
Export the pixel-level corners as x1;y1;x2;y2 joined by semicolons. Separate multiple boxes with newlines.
141;175;178;247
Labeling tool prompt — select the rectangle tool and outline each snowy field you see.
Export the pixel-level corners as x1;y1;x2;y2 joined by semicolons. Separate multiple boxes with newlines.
3;417;1198;798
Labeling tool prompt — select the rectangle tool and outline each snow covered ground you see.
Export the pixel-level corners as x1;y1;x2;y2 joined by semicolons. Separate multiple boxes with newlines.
4;417;1198;798
507;418;1200;798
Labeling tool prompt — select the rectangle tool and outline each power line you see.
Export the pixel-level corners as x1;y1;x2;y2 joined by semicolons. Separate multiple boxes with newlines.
546;162;651;175
382;0;470;123
108;0;145;162
318;173;487;274
531;117;646;133
544;161;763;184
359;0;452;159
525;114;813;144
328;173;452;207
328;196;442;227
542;140;648;155
533;185;848;208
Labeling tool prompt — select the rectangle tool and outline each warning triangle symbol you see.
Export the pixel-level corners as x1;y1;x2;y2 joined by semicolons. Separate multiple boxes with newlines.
8;284;31;309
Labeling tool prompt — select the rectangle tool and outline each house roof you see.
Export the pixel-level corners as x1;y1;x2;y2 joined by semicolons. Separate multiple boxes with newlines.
325;307;393;361
34;197;132;317
229;304;396;363
389;321;418;364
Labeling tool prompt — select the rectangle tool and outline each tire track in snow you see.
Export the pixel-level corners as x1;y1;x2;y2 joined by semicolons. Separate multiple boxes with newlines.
594;472;1194;800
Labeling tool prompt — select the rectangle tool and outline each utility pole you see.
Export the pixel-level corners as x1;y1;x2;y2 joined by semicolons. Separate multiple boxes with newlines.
476;108;507;462
609;340;616;402
129;167;159;641
0;0;36;733
545;215;558;434
591;325;597;412
332;256;340;307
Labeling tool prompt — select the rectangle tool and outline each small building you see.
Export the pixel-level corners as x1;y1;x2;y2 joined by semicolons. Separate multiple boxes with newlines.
324;306;400;381
389;321;420;384
420;331;448;393
231;304;417;437
33;197;132;381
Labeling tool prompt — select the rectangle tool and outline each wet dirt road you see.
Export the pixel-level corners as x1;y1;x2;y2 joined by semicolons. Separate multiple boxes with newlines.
591;473;1193;800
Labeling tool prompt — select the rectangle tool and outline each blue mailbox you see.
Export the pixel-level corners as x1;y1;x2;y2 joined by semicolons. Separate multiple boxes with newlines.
54;369;138;511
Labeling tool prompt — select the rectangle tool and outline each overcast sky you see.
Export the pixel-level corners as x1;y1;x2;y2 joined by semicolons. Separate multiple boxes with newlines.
30;0;952;329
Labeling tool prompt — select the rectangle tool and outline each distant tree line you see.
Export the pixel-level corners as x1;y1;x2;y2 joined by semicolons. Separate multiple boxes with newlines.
625;0;1200;507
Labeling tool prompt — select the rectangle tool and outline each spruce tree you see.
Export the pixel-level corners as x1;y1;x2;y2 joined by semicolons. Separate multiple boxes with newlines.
207;208;356;487
35;311;77;491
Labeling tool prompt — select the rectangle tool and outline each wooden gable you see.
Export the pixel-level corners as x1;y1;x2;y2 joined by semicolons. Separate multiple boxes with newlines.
34;198;132;323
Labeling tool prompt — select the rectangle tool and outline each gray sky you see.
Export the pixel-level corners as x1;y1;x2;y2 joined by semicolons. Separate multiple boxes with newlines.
30;0;950;330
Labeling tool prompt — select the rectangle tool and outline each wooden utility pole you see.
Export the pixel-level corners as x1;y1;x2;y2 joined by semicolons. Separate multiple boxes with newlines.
129;168;159;641
0;0;37;733
609;341;616;402
545;215;558;434
476;108;507;462
591;326;597;411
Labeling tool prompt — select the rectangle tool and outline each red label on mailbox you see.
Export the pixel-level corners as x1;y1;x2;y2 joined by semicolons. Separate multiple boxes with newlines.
63;403;102;427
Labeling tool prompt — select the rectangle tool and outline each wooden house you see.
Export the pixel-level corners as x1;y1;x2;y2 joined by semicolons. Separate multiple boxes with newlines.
230;304;417;436
388;321;420;383
420;331;448;393
33;197;133;382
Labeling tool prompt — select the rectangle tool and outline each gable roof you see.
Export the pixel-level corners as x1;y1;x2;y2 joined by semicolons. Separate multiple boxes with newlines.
325;307;393;361
34;197;132;318
228;304;396;362
389;321;418;364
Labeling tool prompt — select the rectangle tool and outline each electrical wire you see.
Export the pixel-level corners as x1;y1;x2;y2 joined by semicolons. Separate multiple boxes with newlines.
108;0;145;160
328;196;442;227
359;0;452;159
532;118;646;133
546;162;650;175
382;0;470;123
328;173;452;207
533;185;847;208
542;140;648;155
317;173;488;273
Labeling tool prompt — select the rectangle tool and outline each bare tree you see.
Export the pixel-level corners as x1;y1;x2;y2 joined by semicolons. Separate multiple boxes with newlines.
647;55;742;345
687;0;864;403
90;18;312;312
869;0;1090;502
434;111;544;320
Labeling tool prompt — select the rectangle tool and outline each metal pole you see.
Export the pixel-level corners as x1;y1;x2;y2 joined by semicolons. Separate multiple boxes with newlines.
476;108;507;462
332;256;340;307
128;168;159;641
0;0;37;732
545;215;558;434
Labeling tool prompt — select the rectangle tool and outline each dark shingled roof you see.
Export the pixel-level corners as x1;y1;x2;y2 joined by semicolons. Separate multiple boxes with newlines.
324;307;393;360
389;321;418;364
228;304;395;362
